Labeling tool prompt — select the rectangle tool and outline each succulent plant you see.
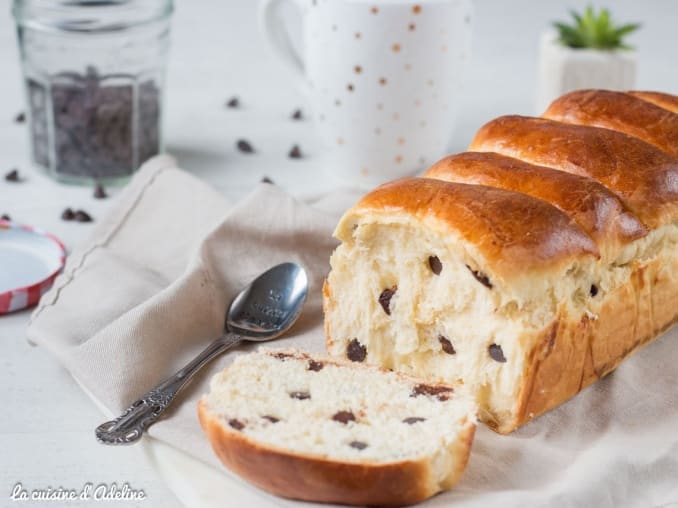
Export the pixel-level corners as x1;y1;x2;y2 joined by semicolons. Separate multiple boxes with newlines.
554;6;640;50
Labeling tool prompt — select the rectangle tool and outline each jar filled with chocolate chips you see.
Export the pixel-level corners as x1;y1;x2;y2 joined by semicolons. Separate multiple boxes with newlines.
13;0;173;184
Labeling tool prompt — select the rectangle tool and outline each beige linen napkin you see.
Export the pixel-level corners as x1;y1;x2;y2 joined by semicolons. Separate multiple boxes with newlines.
27;155;678;508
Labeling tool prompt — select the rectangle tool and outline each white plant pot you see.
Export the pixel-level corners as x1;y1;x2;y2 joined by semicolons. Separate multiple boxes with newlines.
535;31;636;114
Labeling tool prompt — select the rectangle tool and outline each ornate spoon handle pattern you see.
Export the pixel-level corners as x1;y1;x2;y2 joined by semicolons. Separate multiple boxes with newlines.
95;332;242;445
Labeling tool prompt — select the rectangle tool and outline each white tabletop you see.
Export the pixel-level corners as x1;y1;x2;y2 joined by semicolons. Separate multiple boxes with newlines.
1;1;676;507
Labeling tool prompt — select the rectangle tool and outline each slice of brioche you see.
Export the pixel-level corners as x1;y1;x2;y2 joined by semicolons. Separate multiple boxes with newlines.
198;348;476;506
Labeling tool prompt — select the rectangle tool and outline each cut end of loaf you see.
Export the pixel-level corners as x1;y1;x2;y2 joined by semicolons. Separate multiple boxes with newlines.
199;348;476;506
323;177;638;432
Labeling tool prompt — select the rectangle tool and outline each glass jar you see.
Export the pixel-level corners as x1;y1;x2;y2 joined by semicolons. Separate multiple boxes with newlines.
13;0;173;185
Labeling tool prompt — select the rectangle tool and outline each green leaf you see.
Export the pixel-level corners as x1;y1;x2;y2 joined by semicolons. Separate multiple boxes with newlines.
614;23;642;37
553;4;640;50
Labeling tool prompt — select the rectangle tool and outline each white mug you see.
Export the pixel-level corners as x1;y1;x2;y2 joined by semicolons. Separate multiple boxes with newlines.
260;0;473;187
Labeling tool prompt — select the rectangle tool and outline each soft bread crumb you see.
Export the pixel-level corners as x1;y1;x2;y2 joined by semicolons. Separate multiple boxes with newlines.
202;348;476;463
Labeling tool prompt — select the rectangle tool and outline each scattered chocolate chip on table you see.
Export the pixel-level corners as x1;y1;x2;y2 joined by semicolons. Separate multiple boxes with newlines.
14;111;25;123
93;183;108;199
291;108;303;120
61;208;75;221
236;139;255;154
73;210;93;223
61;207;93;223
1;214;11;221
226;96;240;108
260;176;274;184
5;169;20;182
288;144;303;159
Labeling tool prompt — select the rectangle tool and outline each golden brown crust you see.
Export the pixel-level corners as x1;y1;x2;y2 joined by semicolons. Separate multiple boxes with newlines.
501;257;678;434
469;115;678;229
198;400;475;506
342;177;599;281
542;90;678;157
424;151;648;256
629;90;678;114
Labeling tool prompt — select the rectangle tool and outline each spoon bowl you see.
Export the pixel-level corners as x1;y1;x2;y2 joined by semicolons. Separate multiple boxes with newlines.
228;262;308;339
96;262;309;445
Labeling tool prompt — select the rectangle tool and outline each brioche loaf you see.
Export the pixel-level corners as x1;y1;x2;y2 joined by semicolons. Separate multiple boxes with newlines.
324;90;678;434
629;90;678;114
199;348;476;506
542;89;678;157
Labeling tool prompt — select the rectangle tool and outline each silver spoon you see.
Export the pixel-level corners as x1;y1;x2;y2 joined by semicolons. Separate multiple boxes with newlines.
95;262;308;445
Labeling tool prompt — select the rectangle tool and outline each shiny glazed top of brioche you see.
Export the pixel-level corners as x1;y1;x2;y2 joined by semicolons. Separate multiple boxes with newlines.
469;115;678;229
543;89;678;157
629;90;678;114
336;177;599;283
424;151;648;259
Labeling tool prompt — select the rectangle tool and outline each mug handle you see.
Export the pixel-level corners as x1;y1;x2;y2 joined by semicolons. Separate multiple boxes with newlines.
258;0;307;91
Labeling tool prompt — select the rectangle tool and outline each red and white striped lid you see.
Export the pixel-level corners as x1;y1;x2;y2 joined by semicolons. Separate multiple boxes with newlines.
0;219;66;314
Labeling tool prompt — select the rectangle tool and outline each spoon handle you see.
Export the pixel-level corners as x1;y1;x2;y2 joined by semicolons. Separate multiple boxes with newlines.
95;332;242;445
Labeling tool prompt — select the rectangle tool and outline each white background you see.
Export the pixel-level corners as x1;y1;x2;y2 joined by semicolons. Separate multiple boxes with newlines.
1;1;676;507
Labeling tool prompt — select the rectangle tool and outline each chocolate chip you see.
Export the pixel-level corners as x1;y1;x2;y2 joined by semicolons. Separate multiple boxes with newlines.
489;344;506;363
347;339;367;362
1;214;10;221
228;418;245;431
332;411;356;424
262;415;279;423
411;384;453;401
428;255;442;275
261;176;274;184
5;169;20;182
466;265;492;289
438;335;456;355
403;417;426;424
349;441;368;450
308;360;324;371
236;139;255;153
590;284;598;297
226;96;240;108
74;210;93;223
288;145;303;159
93;183;108;199
61;208;75;221
291;109;303;120
378;286;397;315
290;391;311;400
14;112;25;123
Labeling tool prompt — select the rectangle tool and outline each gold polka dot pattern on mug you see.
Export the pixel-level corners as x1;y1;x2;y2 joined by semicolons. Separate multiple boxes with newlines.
307;0;469;178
